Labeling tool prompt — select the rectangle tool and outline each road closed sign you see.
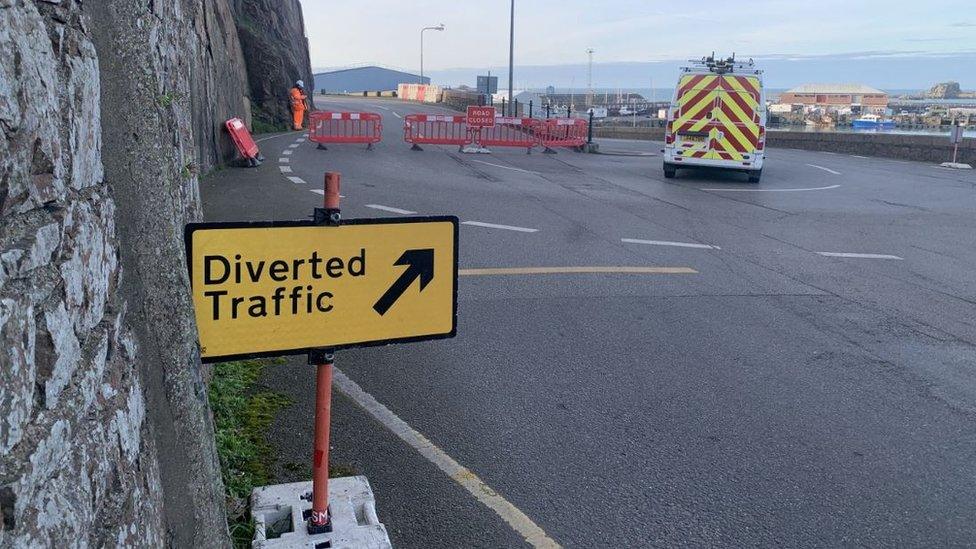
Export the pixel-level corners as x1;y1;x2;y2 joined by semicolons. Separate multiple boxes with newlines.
466;105;496;128
184;217;458;362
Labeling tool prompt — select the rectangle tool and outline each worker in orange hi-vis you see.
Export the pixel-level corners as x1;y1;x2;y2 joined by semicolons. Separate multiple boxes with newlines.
290;80;308;130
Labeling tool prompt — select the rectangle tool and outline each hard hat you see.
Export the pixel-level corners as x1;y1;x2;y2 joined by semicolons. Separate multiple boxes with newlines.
296;80;304;88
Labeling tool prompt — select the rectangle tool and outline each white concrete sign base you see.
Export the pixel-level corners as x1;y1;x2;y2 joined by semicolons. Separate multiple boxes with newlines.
251;477;392;548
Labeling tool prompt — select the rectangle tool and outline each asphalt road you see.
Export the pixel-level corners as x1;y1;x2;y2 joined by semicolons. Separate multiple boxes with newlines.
200;96;976;548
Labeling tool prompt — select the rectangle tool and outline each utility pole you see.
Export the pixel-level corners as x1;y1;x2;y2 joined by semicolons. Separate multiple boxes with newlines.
508;0;515;116
586;48;595;107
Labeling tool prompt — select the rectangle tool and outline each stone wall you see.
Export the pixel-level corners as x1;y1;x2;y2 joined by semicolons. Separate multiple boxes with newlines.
85;0;260;544
2;0;316;546
233;0;315;130
0;1;164;545
593;126;975;165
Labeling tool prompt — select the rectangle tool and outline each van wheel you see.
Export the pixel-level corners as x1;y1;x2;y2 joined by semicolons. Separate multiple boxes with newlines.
748;169;762;183
664;164;676;179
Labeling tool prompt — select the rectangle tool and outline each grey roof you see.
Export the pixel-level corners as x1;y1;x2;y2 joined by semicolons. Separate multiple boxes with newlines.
785;83;887;95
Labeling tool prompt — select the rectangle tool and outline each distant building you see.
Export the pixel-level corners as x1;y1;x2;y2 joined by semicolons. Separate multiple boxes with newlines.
779;84;888;112
313;66;428;93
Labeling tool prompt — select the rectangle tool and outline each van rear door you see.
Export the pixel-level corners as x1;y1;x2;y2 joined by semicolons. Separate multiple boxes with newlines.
672;74;715;157
673;74;762;162
713;76;761;159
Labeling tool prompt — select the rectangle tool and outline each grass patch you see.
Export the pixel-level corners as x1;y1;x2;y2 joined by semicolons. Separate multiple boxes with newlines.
209;358;290;547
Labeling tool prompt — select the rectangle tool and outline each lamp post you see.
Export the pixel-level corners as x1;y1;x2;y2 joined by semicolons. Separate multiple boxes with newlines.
420;24;445;84
507;0;515;115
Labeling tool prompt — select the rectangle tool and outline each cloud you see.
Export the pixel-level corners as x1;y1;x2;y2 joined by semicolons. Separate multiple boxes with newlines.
950;22;976;27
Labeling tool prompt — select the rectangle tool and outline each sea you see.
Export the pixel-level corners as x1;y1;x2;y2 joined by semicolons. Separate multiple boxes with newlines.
537;87;975;138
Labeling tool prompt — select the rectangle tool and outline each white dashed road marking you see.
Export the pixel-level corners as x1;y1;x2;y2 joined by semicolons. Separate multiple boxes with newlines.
851;155;869;159
284;150;294;155
700;184;841;192
817;252;904;260
288;143;300;149
308;190;345;197
462;221;539;233
255;132;303;143
805;164;841;175
287;176;306;185
392;111;402;119
279;166;293;174
332;368;561;549
278;157;290;163
621;238;720;250
365;204;417;215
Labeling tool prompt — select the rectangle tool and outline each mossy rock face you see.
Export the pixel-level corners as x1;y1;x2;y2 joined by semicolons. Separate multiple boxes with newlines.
249;105;288;134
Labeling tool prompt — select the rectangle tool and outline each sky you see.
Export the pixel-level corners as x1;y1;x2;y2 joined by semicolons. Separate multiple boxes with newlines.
299;1;976;89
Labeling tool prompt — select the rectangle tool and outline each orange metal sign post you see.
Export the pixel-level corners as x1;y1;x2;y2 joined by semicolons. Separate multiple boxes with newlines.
307;172;342;533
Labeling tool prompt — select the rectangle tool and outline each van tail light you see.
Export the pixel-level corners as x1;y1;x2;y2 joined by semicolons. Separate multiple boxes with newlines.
756;126;765;151
665;121;675;145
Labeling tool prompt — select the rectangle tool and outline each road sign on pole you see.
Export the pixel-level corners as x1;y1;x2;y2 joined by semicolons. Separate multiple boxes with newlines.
466;105;497;128
184;217;458;362
950;125;964;164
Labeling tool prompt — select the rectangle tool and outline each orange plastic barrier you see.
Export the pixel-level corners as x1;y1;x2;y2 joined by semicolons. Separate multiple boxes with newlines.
403;114;472;151
475;117;540;153
225;118;262;166
309;111;383;149
536;118;588;151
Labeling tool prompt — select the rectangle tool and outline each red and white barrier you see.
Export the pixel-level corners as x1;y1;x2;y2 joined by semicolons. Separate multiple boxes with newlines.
308;111;383;150
536;118;588;151
475;117;540;152
403;114;471;151
225;118;264;167
397;83;442;103
402;112;589;153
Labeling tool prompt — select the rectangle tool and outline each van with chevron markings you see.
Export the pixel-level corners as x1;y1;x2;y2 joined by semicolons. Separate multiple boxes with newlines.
663;55;767;182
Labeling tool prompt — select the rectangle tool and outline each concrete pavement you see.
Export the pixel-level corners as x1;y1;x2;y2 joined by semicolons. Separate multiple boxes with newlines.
201;96;976;547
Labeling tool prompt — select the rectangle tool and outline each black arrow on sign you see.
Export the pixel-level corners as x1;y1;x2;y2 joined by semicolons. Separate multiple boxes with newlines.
373;249;435;316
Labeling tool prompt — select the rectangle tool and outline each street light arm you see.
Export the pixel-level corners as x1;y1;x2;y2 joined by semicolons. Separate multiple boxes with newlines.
420;24;445;84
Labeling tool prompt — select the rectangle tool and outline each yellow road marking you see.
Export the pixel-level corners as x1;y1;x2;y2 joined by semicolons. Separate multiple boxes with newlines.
459;266;698;276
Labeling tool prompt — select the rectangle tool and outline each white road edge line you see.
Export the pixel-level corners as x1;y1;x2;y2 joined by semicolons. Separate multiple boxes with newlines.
817;252;904;260
700;184;841;192
462;221;539;233
805;164;841;175
279;166;293;174
308;190;346;197
286;176;305;185
621;238;720;250
332;368;561;549
468;159;539;174
365;204;417;215
851;155;869;159
255;132;302;143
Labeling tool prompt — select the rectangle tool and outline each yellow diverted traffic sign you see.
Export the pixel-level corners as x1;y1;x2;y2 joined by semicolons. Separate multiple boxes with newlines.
184;217;458;362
